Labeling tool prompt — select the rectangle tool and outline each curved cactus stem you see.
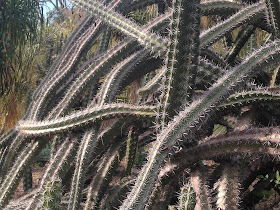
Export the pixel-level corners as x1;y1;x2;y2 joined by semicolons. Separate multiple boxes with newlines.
215;164;240;210
174;127;280;166
97;49;149;105
0;140;46;209
191;167;212;210
18;104;156;135
178;180;196;210
201;0;243;16
84;140;124;209
220;89;280;109
68;129;98;210
26;137;77;209
120;40;280;209
225;25;256;65
70;0;167;54
200;2;265;48
139;68;165;96
265;0;280;38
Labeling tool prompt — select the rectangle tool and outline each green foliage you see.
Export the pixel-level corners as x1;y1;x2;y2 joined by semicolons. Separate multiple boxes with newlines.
2;0;280;209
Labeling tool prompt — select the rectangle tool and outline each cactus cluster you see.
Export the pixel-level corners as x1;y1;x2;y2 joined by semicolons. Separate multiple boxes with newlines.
1;0;280;209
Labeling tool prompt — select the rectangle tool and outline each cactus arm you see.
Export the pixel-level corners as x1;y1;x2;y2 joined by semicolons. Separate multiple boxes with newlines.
68;129;97;210
70;0;167;54
18;104;156;135
0;140;46;209
265;0;280;38
201;0;243;16
120;40;280;209
200;2;265;48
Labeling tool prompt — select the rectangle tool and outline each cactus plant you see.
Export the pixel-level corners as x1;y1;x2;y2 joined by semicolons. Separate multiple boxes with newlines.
2;0;280;209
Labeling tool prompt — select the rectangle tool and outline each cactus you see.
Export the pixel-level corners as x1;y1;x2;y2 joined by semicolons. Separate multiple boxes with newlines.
2;0;280;209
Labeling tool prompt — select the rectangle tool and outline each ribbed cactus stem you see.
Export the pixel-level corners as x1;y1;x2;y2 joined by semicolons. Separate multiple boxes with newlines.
68;129;97;210
70;0;167;54
18;104;156;135
200;2;265;47
138;68;165;96
265;0;280;38
220;90;280;109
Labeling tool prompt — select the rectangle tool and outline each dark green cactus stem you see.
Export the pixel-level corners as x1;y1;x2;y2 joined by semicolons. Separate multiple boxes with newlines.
158;0;182;130
178;181;196;210
200;1;265;48
18;104;156;135
215;164;240;210
120;39;280;210
70;0;168;54
68;129;98;210
265;0;280;38
0;140;46;209
124;126;139;175
167;0;201;117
